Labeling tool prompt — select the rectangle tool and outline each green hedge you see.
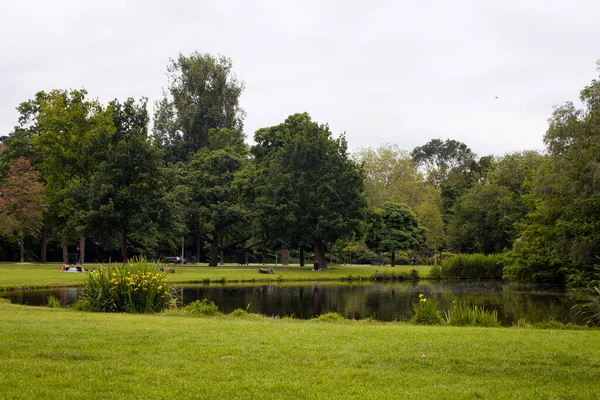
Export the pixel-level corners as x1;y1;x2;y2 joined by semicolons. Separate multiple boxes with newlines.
441;254;505;280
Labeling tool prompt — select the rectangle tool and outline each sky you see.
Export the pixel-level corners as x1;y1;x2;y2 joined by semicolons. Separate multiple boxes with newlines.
0;0;599;157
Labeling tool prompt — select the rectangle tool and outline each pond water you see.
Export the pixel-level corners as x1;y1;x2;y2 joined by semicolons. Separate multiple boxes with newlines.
1;281;592;326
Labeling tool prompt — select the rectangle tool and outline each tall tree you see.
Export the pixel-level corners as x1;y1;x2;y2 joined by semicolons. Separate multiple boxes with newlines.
249;113;367;268
0;157;46;262
153;52;245;163
187;129;249;266
509;61;600;285
411;139;481;215
365;203;425;266
86;98;182;262
25;89;114;263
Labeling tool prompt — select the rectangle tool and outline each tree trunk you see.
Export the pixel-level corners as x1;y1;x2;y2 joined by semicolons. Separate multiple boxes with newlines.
62;237;68;264
79;236;85;265
391;251;395;267
120;232;128;263
196;236;201;264
40;226;47;263
219;236;224;266
209;234;219;266
19;231;24;263
314;241;327;269
299;247;305;267
282;248;289;265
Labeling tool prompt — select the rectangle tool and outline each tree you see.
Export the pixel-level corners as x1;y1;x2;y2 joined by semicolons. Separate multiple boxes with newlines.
187;129;249;266
248;113;367;268
509;61;600;285
86;98;182;262
448;151;544;254
153;52;245;163
411;139;482;216
365;203;425;266
24;89;114;263
354;144;445;257
0;157;46;262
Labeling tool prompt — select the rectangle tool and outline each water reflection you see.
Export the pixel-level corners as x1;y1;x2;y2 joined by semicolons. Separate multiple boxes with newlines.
1;281;591;326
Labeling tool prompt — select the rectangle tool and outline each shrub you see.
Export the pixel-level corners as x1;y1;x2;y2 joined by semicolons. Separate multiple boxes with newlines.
410;294;442;325
428;265;443;280
443;301;500;327
409;269;419;281
180;299;222;316
572;286;600;327
46;295;61;308
441;253;505;280
315;312;345;321
81;257;174;313
0;298;11;304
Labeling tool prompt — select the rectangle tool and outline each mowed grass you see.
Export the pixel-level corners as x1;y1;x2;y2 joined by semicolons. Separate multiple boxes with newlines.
0;304;598;400
0;262;430;289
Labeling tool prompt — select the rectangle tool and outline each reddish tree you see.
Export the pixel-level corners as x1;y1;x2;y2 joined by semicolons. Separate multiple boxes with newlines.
0;157;46;262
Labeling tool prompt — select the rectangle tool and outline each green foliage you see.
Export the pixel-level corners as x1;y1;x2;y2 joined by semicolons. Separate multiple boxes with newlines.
45;295;61;308
153;52;245;163
441;253;505;280
228;308;262;319
443;301;500;327
410;294;442;325
314;312;345;321
428;265;443;280
0;298;10;304
510;62;600;285
448;151;544;254
86;98;178;260
366;203;425;266
81;257;174;313
180;299;222;317
247;113;367;268
572;287;600;327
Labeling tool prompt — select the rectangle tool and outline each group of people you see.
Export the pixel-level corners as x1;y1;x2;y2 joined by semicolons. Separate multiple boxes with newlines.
312;262;323;271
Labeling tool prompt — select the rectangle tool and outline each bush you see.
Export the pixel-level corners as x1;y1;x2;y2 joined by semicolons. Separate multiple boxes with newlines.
572;286;600;327
0;298;11;304
314;312;345;321
441;253;505;280
443;301;500;327
410;294;442;325
180;299;222;317
81;257;174;313
46;295;61;308
428;265;443;280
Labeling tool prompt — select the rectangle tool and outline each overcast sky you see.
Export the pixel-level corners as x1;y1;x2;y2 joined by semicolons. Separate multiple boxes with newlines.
1;0;599;157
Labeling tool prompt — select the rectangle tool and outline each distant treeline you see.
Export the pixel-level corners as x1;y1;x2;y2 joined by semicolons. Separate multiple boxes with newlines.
1;53;599;286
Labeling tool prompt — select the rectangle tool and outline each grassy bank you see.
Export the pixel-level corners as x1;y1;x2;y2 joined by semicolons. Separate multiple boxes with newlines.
0;302;598;399
0;262;431;289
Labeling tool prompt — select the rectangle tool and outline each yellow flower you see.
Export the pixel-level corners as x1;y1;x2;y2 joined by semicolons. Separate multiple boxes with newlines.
419;294;424;298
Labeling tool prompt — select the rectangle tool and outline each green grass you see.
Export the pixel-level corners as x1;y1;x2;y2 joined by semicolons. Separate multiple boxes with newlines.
0;262;432;289
0;302;598;399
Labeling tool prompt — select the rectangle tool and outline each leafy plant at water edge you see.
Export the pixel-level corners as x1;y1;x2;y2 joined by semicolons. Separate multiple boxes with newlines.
428;265;443;280
315;312;345;321
572;286;600;326
443;301;500;327
180;299;222;316
410;294;442;325
46;295;61;308
81;257;174;313
441;253;505;279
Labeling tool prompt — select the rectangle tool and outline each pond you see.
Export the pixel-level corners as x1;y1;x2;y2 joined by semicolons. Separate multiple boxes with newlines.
1;281;592;326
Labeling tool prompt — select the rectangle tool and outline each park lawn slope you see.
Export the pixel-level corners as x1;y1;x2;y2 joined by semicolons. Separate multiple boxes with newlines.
0;263;430;289
1;303;599;399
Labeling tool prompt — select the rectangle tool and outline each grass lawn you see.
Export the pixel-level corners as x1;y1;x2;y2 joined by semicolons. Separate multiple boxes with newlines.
0;262;431;289
1;302;598;399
